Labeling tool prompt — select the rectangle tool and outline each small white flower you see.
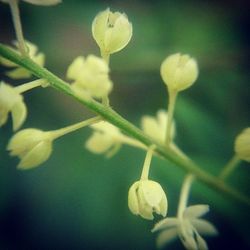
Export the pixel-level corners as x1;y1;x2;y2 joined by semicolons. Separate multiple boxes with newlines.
67;55;113;99
141;110;175;144
152;205;218;250
0;0;61;5
0;82;27;131
161;53;198;92
234;127;250;162
7;128;53;169
0;41;45;79
92;8;133;56
85;121;123;156
128;180;168;220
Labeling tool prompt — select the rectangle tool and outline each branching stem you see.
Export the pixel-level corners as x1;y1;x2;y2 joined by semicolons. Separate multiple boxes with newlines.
0;43;249;207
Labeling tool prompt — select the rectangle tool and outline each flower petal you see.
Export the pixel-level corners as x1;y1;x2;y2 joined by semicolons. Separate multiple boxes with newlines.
152;217;179;233
196;233;208;250
11;100;27;131
0;107;8;127
7;129;45;155
179;220;198;250
140;180;164;207
66;56;85;80
184;205;209;219
18;141;52;169
92;8;110;50
128;181;140;215
6;68;31;79
85;132;114;154
156;228;178;249
191;219;218;236
106;13;132;54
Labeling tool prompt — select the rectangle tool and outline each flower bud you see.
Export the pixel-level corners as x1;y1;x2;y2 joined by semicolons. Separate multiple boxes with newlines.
67;55;113;99
141;110;175;144
7;129;53;169
85;121;122;156
0;82;27;131
92;8;133;56
160;53;198;92
234;128;250;162
128;180;167;220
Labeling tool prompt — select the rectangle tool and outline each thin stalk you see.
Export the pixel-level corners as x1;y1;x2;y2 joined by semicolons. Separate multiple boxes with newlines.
0;43;249;207
8;0;27;56
140;145;155;180
50;116;102;140
219;155;241;180
102;94;110;106
165;89;177;146
101;50;110;65
120;135;147;150
100;50;110;106
177;174;195;218
15;79;48;93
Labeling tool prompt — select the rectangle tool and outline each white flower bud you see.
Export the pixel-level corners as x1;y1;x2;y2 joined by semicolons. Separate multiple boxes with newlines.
67;55;113;99
128;180;168;220
92;8;133;56
160;53;198;92
7;129;53;169
0;82;27;131
141;110;175;144
234;128;250;162
85;121;122;156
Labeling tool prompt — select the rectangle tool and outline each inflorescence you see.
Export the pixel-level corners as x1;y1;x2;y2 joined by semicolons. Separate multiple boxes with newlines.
0;1;249;249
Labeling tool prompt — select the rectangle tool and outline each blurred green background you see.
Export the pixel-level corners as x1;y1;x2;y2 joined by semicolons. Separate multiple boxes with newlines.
0;0;250;249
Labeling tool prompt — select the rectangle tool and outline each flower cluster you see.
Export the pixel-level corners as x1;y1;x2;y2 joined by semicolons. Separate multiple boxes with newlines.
5;2;250;250
67;55;112;99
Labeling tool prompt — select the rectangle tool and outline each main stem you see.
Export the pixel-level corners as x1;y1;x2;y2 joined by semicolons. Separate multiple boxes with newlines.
165;89;177;146
0;43;249;207
9;0;27;56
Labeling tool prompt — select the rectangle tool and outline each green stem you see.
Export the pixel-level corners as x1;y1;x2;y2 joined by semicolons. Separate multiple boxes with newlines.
0;43;249;207
50;116;102;140
219;155;241;180
165;89;177;146
101;50;110;65
177;174;194;218
8;0;27;56
140;145;155;180
15;79;48;93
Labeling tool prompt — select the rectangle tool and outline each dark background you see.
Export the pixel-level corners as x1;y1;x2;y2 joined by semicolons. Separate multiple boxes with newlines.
0;0;250;249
